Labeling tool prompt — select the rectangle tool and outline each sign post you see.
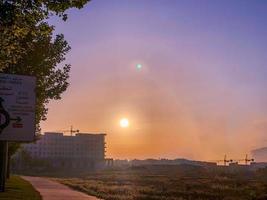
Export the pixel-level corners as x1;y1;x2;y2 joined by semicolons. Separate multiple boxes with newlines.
0;141;8;192
0;73;36;192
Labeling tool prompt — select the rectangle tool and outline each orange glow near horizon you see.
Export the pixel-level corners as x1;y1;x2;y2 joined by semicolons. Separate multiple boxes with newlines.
41;72;266;160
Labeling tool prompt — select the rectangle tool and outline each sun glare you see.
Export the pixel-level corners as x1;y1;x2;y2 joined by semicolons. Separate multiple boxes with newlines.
120;118;129;128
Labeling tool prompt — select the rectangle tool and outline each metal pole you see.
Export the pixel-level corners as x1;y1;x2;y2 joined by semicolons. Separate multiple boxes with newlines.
0;141;8;192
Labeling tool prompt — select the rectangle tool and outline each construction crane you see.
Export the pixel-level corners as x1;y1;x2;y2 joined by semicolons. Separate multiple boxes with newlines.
222;154;233;166
56;125;79;136
211;155;233;166
236;154;254;165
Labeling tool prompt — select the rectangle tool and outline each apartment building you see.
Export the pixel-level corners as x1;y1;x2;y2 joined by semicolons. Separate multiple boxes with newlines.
18;132;106;169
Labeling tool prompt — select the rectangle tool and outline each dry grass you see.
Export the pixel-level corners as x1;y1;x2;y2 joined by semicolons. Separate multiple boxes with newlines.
55;166;267;200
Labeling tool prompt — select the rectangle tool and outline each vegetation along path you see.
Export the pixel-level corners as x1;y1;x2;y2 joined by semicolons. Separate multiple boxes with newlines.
22;176;100;200
0;176;41;200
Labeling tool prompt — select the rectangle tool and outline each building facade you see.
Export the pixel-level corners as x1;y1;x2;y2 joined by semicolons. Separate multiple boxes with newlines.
17;132;106;170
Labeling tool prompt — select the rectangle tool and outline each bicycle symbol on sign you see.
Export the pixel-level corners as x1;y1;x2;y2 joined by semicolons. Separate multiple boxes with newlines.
0;97;21;134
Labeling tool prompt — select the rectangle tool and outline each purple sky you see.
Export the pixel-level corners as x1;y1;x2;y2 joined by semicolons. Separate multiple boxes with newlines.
41;0;267;160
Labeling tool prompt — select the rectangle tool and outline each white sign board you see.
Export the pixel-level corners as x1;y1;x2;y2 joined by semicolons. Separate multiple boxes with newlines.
0;73;36;141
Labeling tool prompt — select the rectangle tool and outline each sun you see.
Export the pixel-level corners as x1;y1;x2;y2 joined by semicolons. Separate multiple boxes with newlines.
120;118;129;128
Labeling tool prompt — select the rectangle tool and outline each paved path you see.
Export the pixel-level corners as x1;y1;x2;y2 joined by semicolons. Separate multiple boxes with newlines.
22;176;100;200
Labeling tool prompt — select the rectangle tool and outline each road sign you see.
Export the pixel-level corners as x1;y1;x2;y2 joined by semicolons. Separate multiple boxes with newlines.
0;73;36;141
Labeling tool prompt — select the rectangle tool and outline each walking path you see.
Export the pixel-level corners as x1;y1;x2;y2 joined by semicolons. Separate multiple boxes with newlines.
22;176;100;200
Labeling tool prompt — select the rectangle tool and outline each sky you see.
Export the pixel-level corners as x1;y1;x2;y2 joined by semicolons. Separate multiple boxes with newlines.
41;0;267;160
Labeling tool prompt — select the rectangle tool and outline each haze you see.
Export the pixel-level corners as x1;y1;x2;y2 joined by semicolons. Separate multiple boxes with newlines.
41;0;267;160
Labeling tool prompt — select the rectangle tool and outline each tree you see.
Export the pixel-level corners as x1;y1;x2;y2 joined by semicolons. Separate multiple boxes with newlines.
0;0;91;125
0;0;90;181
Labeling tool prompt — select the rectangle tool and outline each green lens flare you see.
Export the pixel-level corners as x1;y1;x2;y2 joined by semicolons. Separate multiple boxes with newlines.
136;64;142;70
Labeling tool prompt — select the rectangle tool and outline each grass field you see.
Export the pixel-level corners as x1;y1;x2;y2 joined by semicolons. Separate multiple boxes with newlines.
0;176;41;200
55;165;267;200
